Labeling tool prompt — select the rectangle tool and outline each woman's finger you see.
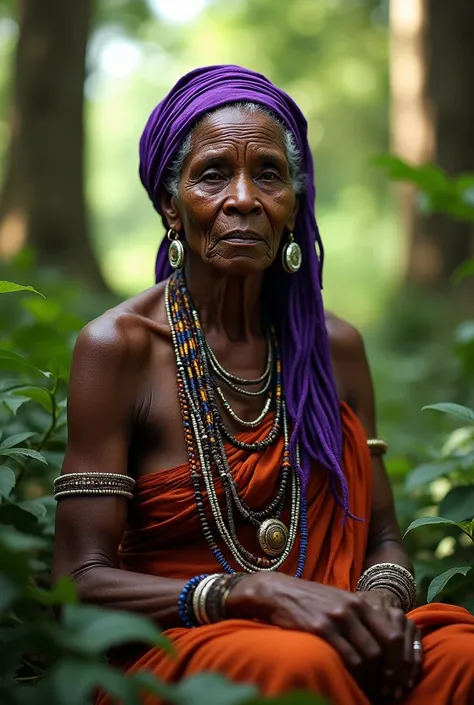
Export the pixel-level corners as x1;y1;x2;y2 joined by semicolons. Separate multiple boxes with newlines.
391;617;418;700
408;626;424;691
367;607;406;698
321;630;364;679
341;611;382;685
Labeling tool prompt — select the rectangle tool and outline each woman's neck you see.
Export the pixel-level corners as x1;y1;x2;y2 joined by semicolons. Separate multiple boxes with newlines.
184;256;264;342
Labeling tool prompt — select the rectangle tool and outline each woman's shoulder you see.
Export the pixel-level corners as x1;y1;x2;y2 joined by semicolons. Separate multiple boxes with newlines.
74;281;170;370
325;311;365;361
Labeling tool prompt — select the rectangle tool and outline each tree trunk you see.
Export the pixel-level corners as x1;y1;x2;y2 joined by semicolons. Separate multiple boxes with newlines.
391;0;474;290
0;0;107;290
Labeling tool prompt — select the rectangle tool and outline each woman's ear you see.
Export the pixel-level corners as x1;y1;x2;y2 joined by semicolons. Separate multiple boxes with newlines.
159;189;183;233
286;196;300;233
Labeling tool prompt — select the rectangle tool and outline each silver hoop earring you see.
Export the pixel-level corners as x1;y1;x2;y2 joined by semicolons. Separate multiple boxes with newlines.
167;228;185;270
282;233;302;273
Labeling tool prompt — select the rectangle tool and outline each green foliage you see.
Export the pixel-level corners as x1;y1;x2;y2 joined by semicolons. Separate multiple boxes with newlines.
0;279;324;705
375;157;474;609
0;282;44;297
371;155;474;223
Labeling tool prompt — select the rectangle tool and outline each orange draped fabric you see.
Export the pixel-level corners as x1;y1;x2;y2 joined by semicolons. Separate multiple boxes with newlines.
96;404;474;704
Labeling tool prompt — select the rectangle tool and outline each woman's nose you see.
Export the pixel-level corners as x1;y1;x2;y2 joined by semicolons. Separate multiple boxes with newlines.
223;173;262;215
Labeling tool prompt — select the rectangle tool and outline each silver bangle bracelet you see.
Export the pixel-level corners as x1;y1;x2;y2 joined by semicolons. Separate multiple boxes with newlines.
192;574;219;625
356;562;417;613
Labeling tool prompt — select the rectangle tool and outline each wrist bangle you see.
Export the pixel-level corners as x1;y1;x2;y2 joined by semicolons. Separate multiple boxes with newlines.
206;573;246;623
193;574;220;625
356;562;417;613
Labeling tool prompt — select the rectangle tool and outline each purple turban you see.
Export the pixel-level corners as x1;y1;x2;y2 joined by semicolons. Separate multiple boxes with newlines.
139;65;351;520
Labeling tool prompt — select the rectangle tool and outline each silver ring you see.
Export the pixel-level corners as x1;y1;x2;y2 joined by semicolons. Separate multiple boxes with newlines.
413;640;423;650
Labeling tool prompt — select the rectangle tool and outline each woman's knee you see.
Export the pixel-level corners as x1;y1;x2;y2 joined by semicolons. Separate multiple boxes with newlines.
237;628;345;689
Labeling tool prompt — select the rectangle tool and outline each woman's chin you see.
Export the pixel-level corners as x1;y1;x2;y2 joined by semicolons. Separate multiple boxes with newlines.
207;254;273;276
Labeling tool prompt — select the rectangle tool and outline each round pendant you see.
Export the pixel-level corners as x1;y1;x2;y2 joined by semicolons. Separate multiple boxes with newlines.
257;518;289;556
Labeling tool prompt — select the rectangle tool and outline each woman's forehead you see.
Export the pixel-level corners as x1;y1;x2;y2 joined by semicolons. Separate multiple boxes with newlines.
190;106;286;154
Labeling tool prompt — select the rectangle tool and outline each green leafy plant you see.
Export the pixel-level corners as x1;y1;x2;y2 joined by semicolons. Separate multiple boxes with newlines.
404;403;474;604
373;158;474;610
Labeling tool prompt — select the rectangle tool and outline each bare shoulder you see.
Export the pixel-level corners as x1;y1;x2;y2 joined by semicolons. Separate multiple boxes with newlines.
325;310;366;363
73;282;168;371
325;311;375;428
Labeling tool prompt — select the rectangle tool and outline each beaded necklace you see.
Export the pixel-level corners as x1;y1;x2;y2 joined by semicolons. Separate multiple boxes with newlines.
166;270;308;576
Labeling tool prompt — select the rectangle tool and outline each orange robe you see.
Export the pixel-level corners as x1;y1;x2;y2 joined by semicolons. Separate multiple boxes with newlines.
97;404;474;704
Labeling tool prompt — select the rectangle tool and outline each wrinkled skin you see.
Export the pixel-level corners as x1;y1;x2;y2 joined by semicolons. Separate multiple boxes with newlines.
162;105;298;277
53;106;420;702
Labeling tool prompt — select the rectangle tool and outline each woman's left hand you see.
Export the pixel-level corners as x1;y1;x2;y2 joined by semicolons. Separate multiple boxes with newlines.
358;589;423;701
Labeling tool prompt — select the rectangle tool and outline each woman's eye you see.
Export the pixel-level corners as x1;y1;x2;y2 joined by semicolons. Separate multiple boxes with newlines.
202;172;224;182
260;171;279;181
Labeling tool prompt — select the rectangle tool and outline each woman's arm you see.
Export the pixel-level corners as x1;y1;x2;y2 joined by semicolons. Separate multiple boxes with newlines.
52;313;187;629
328;316;413;575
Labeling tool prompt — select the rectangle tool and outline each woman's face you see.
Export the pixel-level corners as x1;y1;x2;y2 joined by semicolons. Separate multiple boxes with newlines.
162;106;298;275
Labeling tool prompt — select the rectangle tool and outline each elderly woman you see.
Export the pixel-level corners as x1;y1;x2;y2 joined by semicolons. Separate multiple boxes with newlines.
52;66;474;704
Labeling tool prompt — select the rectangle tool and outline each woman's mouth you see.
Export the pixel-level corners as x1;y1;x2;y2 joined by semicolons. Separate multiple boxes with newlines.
220;231;263;245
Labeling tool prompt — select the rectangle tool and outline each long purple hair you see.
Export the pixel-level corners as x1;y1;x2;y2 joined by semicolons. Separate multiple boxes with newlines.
139;65;350;519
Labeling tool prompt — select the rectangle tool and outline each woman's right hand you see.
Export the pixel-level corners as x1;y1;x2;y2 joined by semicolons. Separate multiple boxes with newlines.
227;572;407;692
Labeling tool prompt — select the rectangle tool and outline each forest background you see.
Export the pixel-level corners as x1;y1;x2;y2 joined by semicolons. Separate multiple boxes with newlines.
0;1;473;704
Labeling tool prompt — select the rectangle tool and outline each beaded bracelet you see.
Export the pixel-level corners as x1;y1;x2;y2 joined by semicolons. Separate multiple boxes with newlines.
178;574;209;628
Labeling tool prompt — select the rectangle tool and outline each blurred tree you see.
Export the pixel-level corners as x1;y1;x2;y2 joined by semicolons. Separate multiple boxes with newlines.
0;0;156;290
391;0;474;289
0;0;108;288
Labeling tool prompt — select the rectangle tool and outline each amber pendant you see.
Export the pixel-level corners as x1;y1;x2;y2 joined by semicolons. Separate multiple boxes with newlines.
257;518;289;556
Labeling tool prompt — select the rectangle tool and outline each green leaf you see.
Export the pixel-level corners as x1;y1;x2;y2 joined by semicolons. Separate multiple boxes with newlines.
0;349;49;377
16;498;47;519
28;575;77;606
61;604;172;657
0;448;47;464
0;525;47;552
49;660;143;705
0;502;43;531
0;394;30;415
405;460;458;491
422;402;474;424
0;281;44;297
11;387;53;414
403;515;471;537
0;466;16;499
439;486;474;522
0;432;37;450
172;672;258;705
370;155;448;192
427;566;471;602
0;574;19;614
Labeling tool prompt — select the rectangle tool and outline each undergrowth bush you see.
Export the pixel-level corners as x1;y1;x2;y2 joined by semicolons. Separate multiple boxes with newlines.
373;156;474;609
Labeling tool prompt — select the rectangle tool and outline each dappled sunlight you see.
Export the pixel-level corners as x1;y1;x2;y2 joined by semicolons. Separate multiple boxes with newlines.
0;210;27;257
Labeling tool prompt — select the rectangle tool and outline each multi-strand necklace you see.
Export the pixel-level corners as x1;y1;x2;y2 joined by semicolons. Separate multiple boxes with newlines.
166;270;307;576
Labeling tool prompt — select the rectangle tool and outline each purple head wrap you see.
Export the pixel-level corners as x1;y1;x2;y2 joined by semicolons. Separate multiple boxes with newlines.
139;65;350;519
